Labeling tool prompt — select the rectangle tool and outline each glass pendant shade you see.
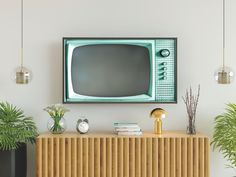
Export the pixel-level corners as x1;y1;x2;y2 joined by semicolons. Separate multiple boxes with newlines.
214;66;234;84
15;66;32;84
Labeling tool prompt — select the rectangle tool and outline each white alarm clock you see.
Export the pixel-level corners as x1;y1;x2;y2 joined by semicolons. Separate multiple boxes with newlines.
76;119;89;134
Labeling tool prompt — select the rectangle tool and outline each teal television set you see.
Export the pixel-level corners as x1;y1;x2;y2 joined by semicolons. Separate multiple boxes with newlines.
63;38;177;103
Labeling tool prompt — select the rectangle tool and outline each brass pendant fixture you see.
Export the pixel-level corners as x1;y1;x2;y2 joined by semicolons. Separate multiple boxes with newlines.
214;0;234;84
15;0;32;84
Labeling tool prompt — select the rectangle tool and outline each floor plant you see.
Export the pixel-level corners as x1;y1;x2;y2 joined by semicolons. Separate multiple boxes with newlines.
0;101;38;177
0;102;38;150
212;103;236;172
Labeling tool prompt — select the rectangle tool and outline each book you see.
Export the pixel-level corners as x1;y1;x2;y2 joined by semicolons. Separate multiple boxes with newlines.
115;128;141;132
114;123;138;125
117;131;142;136
114;122;142;136
114;123;140;129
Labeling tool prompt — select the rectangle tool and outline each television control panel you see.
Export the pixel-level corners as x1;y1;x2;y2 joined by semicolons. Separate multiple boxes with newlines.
155;39;177;103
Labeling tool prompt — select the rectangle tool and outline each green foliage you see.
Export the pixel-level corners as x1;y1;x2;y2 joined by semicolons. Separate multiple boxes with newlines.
0;102;38;150
44;104;69;119
212;103;236;169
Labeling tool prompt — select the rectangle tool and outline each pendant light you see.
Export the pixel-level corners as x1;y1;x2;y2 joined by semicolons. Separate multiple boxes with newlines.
214;0;234;84
15;0;32;84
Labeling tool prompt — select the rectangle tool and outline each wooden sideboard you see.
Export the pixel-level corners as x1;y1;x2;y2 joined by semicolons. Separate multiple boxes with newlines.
36;131;209;177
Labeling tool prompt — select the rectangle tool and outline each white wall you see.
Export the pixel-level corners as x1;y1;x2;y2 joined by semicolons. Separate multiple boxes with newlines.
0;0;236;176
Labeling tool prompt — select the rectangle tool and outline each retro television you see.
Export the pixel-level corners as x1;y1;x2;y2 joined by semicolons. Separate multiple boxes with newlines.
63;38;177;103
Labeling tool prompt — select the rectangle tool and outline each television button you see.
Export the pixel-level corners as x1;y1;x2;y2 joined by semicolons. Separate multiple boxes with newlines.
159;76;167;80
163;62;167;66
163;67;167;71
160;49;170;57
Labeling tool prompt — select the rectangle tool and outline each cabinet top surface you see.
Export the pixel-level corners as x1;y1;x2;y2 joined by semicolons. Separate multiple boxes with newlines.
37;131;208;138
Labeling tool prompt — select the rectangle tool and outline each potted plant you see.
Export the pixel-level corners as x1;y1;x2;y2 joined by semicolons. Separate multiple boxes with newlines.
44;104;69;134
212;103;236;174
0;102;38;177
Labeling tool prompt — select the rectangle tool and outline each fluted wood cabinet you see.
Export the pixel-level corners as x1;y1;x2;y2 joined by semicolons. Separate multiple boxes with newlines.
36;131;209;177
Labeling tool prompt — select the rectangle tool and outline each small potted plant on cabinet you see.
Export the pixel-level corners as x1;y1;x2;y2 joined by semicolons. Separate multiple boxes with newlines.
212;103;236;175
44;104;69;134
0;102;38;177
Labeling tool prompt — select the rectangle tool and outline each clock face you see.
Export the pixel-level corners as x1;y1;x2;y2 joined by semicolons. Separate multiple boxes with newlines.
78;121;89;133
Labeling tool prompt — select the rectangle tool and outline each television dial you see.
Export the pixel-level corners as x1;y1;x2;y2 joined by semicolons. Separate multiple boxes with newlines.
160;49;170;57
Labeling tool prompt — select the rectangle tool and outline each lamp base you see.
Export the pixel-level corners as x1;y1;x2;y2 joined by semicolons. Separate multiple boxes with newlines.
154;118;162;134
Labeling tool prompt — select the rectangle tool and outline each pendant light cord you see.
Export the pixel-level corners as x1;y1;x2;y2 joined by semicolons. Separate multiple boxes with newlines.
21;0;24;69
223;0;225;70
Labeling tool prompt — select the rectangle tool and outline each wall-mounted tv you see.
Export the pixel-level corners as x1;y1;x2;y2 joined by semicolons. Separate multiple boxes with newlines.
63;38;177;103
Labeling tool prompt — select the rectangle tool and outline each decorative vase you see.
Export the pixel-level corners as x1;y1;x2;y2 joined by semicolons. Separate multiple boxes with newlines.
187;117;196;135
47;117;66;134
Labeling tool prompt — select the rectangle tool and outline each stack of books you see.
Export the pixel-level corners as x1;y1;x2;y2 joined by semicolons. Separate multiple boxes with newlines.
114;123;142;136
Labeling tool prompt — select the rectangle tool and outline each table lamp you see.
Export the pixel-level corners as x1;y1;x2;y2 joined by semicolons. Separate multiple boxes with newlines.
150;108;166;134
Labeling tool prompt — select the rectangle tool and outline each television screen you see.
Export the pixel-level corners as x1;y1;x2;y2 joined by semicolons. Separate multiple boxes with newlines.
71;44;150;97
